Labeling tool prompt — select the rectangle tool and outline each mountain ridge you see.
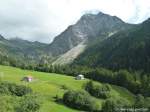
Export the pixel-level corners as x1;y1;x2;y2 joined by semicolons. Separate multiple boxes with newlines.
73;18;150;72
47;12;133;59
0;11;139;66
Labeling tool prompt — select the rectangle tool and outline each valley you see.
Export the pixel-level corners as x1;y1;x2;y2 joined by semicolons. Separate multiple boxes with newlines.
0;65;135;112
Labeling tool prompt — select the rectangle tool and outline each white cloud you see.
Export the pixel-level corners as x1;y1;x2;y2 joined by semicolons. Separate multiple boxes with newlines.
0;0;149;43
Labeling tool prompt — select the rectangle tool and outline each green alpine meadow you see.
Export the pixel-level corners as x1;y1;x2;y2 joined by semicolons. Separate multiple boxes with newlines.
0;65;136;112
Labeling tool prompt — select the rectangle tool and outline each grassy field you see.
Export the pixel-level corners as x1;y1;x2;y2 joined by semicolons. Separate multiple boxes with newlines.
0;65;135;112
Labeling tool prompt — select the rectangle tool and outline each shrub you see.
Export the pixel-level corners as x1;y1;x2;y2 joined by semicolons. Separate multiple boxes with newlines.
0;83;10;94
10;84;32;96
101;98;130;112
63;90;100;111
85;81;111;99
0;82;32;96
0;95;15;112
16;94;40;112
134;94;150;110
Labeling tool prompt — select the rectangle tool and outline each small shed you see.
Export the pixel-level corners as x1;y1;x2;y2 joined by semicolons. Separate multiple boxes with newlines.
75;74;84;80
22;76;33;82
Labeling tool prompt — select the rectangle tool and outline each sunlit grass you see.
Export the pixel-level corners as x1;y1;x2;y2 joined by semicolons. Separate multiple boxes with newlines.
0;65;135;112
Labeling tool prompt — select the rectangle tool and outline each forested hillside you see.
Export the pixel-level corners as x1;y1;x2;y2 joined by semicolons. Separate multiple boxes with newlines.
74;18;150;72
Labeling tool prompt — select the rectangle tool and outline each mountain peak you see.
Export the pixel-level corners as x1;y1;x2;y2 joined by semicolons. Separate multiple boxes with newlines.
0;35;5;40
10;37;22;40
81;11;106;18
79;11;124;25
97;11;106;16
48;12;131;57
143;18;150;24
81;13;96;17
79;11;112;21
10;37;28;42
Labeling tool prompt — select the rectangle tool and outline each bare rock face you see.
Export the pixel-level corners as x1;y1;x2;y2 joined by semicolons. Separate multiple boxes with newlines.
47;12;131;56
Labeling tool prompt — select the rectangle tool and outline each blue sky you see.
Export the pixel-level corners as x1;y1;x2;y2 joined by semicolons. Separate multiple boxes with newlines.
0;0;150;43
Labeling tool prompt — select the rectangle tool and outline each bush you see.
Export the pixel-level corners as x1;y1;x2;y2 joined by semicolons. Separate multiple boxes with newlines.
10;84;32;96
0;95;15;112
85;81;111;99
0;83;40;112
101;99;116;112
101;98;131;112
63;90;100;111
0;82;32;96
16;94;40;112
0;83;10;94
134;94;150;110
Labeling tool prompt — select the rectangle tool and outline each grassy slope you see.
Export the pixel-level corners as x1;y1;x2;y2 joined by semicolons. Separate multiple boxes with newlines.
0;65;135;112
